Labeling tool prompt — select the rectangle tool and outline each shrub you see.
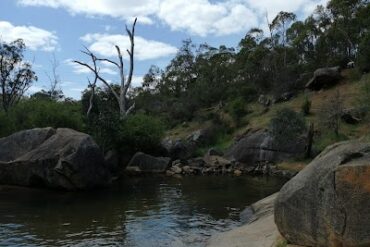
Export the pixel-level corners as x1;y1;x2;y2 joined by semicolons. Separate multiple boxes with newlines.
0;98;83;137
270;108;306;143
357;32;370;73
228;97;247;125
117;113;165;155
301;96;311;116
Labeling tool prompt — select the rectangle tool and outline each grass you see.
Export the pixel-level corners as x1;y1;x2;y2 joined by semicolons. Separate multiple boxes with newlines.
275;239;288;247
276;161;309;172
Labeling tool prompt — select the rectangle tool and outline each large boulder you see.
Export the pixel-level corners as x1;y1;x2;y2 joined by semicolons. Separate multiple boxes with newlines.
275;140;370;246
306;66;342;90
161;138;196;160
0;128;111;190
225;129;306;166
126;152;171;174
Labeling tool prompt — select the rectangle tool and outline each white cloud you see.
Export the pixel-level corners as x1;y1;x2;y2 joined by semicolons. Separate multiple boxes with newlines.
17;0;329;37
80;33;178;61
0;21;58;51
64;59;90;74
157;0;258;36
131;76;144;87
245;0;328;19
18;0;158;24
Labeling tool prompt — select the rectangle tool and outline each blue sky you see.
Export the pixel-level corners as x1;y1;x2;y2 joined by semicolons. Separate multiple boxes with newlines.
0;0;328;99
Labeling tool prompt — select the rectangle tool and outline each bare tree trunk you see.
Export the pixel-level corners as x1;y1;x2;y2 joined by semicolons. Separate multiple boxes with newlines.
86;76;97;118
74;18;137;119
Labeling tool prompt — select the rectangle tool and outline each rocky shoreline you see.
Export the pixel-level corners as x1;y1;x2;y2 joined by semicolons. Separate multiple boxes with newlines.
206;193;283;247
208;140;370;247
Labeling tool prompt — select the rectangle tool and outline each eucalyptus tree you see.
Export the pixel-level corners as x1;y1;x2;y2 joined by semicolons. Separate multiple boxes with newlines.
0;39;37;112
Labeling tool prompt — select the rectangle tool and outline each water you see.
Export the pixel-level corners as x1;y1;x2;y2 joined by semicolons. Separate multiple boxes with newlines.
0;176;286;247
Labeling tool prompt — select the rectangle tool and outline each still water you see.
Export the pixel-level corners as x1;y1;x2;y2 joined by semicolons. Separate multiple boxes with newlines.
0;176;286;247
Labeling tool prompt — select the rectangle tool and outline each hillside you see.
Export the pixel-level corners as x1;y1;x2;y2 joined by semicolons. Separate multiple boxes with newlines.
165;69;370;171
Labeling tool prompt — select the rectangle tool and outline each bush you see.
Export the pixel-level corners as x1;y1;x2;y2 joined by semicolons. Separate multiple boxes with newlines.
0;98;83;137
357;32;370;73
117;113;165;155
301;96;311;116
270;108;306;143
228;97;247;125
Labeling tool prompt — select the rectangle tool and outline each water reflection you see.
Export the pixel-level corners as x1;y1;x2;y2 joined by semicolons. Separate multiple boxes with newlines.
0;176;286;247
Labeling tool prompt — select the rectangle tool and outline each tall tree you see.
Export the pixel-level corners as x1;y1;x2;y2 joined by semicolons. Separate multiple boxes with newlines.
0;39;37;112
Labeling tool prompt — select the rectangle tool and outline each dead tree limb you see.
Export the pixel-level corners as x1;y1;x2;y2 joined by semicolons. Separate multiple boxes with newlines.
74;18;137;119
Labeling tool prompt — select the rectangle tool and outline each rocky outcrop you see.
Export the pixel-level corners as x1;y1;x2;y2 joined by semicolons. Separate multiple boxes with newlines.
126;152;171;174
162;125;218;160
0;128;111;190
225;129;306;167
305;66;342;90
161;138;196;160
275;140;370;247
207;193;281;247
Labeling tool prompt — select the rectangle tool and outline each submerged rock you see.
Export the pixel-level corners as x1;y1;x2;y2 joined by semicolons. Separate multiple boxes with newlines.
0;128;111;190
275;140;370;247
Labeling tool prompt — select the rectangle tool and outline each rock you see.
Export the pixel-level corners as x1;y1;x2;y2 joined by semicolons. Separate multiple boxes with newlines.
161;138;196;160
126;152;171;174
347;61;355;69
258;95;271;107
204;155;232;168
104;150;119;173
166;170;175;176
170;165;183;174
272;92;294;104
186;126;217;145
207;148;224;157
305;66;342;90
207;193;280;247
234;170;242;176
182;165;192;174
341;108;362;124
0;128;110;190
275;140;370;247
187;157;205;168
225;129;306;167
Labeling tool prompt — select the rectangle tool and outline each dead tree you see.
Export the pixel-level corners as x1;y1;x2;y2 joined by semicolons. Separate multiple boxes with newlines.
74;18;137;119
45;54;63;100
86;75;97;118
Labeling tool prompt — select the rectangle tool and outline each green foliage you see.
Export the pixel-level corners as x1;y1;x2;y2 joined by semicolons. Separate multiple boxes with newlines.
357;32;370;73
228;97;248;124
301;96;312;115
270;108;306;143
0;98;83;138
0;39;37;112
276;240;288;247
117;113;165;155
314;131;348;153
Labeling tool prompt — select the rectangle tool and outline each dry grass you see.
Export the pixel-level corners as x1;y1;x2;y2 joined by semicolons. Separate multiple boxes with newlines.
276;161;308;172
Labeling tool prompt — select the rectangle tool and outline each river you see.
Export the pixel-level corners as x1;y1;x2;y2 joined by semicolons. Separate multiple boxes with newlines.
0;175;286;247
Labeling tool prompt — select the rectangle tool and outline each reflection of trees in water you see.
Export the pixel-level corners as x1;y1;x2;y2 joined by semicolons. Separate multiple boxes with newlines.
0;176;286;246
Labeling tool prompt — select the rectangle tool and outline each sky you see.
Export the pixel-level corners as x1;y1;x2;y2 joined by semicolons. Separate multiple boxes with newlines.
0;0;328;99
